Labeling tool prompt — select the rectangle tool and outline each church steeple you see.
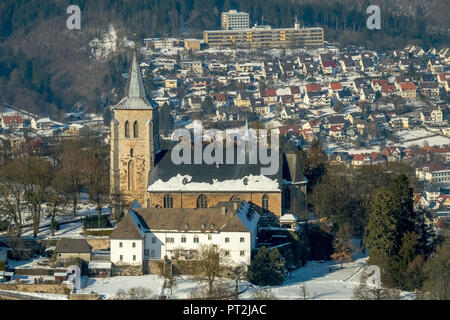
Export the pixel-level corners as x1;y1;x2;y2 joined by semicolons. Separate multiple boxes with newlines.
115;50;158;110
110;49;159;218
125;50;148;99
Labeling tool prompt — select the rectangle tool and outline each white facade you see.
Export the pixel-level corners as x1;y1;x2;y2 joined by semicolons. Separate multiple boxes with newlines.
143;230;252;265
110;238;144;266
110;201;259;266
221;10;249;30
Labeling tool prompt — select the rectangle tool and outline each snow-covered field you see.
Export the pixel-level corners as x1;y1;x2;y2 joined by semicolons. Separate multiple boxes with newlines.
79;275;165;299
74;253;413;300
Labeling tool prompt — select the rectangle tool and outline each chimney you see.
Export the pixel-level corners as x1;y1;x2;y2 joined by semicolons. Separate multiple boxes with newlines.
233;202;238;211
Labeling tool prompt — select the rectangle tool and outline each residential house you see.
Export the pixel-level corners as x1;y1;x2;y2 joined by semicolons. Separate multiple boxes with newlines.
55;239;92;262
352;154;372;166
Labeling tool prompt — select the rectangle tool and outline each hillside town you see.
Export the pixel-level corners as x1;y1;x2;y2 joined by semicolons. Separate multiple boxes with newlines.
0;8;449;301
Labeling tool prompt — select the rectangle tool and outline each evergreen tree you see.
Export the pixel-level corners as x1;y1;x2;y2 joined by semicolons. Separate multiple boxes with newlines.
201;96;216;115
366;175;418;286
420;243;450;300
158;102;174;132
248;247;286;286
389;232;418;290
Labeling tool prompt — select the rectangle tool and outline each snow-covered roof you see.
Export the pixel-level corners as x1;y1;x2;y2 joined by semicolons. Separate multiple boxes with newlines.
147;174;280;192
279;214;298;222
235;201;260;233
88;261;112;269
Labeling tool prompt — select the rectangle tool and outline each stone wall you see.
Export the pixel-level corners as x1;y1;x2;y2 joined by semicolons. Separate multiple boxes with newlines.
112;263;143;276
147;191;282;216
0;283;71;295
86;238;110;251
69;293;102;300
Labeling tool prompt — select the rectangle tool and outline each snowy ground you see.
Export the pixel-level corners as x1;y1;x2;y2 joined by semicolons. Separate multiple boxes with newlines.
79;275;165;299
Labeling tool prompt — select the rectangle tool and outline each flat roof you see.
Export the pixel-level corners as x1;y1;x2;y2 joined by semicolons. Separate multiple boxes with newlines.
205;27;323;33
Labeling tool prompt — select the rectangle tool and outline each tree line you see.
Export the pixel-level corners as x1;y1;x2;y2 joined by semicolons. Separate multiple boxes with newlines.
295;139;448;298
0;135;110;238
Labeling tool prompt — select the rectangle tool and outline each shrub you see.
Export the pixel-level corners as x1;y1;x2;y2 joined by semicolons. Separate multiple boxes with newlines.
83;215;111;229
0;220;9;232
83;229;113;237
115;287;157;300
51;220;60;231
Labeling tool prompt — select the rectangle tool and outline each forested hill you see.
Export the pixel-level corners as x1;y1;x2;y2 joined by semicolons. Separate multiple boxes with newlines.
0;0;449;117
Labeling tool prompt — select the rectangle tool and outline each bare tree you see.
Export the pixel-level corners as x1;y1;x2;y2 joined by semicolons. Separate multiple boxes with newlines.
298;284;317;300
331;223;353;268
353;269;401;300
59;141;85;216
252;288;277;300
226;265;247;295
0;159;27;236
83;140;109;228
115;287;157;300
197;244;229;296
46;171;67;236
22;157;53;238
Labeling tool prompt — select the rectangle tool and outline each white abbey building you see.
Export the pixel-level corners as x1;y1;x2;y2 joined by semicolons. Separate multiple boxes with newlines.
110;200;260;267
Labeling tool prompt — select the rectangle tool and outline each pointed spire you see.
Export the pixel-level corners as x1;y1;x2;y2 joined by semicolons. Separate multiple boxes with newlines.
114;49;157;110
125;50;148;99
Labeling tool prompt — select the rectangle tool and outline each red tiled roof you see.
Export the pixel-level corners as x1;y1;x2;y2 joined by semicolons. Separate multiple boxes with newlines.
322;61;336;68
413;194;422;205
400;83;417;91
417;161;446;172
438;73;450;82
330;82;343;90
306;83;322;93
263;89;277;97
278;125;300;135
2;116;23;125
423;146;450;153
290;86;301;95
372;79;389;87
352;154;366;161
211;93;226;102
382;84;396;93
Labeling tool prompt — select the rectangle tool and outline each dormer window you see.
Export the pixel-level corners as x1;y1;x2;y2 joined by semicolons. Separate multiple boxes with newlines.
210;224;215;229
184;223;189;229
201;224;206;229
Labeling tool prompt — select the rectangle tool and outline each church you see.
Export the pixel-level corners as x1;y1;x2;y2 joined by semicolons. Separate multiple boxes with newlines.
110;51;308;220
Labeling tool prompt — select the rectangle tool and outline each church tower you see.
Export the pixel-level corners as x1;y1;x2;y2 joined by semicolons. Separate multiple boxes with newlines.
110;50;159;218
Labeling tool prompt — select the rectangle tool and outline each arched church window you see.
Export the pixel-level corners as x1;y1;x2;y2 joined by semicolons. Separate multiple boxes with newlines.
262;194;269;213
197;194;208;208
130;148;134;157
125;121;130;138
284;188;290;209
164;194;173;208
127;160;135;191
230;195;243;203
133;121;139;138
